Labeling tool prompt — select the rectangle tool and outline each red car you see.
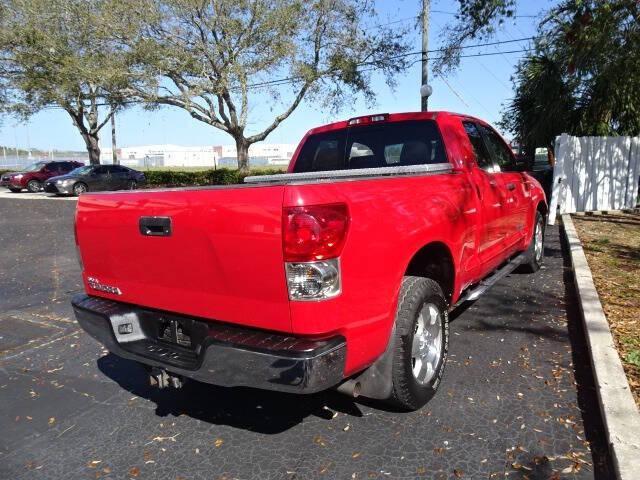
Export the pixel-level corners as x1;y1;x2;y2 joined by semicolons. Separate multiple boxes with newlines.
71;112;546;410
1;160;84;193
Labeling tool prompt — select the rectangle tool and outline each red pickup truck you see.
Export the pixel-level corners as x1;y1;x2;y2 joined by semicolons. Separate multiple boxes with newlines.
72;112;546;410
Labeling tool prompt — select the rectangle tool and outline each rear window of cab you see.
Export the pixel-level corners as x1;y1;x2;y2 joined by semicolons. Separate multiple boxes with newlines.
293;120;447;173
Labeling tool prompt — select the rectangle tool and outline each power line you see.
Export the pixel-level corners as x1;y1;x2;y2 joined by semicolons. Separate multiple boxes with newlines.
430;9;540;18
36;40;535;111
246;36;535;90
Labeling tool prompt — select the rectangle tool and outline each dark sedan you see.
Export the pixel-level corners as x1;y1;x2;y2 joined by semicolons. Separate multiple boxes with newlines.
44;164;146;196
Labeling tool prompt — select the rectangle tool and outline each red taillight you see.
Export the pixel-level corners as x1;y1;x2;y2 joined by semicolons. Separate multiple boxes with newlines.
283;204;349;262
74;209;83;271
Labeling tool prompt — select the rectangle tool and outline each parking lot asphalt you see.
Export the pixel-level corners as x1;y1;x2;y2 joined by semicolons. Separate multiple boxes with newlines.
0;190;77;202
0;195;612;479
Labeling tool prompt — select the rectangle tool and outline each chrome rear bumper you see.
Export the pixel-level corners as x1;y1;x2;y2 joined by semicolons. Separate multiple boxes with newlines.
71;294;346;394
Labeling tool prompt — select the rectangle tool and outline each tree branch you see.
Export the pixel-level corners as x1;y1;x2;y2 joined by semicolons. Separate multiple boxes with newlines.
95;108;116;133
247;82;310;143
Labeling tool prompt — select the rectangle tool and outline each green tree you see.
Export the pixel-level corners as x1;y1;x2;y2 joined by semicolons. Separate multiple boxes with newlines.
499;53;576;159
433;0;516;75
121;0;411;171
0;0;135;164
501;0;640;157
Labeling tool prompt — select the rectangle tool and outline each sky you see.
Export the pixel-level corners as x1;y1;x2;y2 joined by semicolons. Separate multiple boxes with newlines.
0;0;558;152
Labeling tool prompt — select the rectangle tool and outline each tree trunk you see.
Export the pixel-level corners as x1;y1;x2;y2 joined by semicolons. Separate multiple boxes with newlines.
111;112;118;165
236;137;250;172
82;132;101;165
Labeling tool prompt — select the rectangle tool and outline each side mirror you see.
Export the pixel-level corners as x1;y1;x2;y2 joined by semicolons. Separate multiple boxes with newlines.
512;155;529;172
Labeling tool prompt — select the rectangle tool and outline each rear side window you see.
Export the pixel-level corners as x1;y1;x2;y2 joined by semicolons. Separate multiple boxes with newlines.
293;120;447;173
462;121;492;169
478;124;514;169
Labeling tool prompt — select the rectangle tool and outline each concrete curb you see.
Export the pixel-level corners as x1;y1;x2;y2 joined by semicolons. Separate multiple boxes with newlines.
562;214;640;480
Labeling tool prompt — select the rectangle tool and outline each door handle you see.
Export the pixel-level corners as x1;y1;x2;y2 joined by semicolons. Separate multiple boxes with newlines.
488;179;498;187
506;182;516;191
139;216;172;237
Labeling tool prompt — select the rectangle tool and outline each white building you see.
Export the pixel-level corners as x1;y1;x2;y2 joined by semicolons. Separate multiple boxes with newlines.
101;145;218;168
101;143;296;168
216;143;295;167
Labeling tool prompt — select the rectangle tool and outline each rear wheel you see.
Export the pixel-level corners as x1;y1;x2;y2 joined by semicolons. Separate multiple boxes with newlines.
520;211;545;273
388;276;449;411
73;182;88;196
27;180;41;193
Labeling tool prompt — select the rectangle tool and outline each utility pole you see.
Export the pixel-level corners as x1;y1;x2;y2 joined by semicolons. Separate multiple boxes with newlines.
421;0;431;111
111;107;118;165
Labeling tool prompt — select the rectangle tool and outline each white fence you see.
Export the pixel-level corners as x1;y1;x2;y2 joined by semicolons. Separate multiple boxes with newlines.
548;134;640;224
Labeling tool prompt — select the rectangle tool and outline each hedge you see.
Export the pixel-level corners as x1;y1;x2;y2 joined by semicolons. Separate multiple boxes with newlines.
142;168;283;187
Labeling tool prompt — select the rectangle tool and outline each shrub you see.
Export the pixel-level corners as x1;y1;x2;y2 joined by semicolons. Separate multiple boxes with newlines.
143;168;283;187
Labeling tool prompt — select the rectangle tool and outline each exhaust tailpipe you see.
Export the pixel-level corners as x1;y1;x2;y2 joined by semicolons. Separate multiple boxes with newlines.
149;368;184;389
336;379;361;398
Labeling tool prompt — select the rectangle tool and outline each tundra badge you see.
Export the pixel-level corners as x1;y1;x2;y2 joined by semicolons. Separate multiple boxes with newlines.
87;277;122;295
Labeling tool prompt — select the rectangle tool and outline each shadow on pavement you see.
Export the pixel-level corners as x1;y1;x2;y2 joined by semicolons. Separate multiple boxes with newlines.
97;353;366;435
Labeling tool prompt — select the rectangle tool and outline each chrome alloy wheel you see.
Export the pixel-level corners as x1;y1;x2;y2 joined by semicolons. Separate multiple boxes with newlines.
73;183;87;195
411;303;443;385
534;217;544;262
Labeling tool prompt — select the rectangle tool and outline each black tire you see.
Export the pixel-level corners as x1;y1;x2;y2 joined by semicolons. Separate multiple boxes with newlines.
127;180;137;190
8;187;21;193
27;179;41;193
73;182;88;196
520;211;545;273
388;276;449;411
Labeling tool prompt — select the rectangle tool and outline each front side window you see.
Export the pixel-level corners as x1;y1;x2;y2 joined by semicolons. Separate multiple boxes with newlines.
293;120;447;173
22;162;48;172
70;166;93;176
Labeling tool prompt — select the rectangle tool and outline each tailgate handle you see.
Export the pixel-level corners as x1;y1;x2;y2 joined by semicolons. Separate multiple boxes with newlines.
139;216;172;237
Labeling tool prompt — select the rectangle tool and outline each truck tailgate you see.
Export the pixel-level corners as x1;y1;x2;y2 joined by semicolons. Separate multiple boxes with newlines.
76;185;291;332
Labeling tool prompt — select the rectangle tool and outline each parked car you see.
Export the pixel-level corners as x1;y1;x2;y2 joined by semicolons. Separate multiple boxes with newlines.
71;111;547;411
44;164;146;196
1;160;84;193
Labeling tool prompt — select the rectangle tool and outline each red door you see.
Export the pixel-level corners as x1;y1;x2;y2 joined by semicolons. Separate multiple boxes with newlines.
461;121;509;272
477;124;529;250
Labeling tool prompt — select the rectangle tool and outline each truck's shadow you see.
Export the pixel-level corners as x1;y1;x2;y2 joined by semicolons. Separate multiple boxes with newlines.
97;354;365;434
